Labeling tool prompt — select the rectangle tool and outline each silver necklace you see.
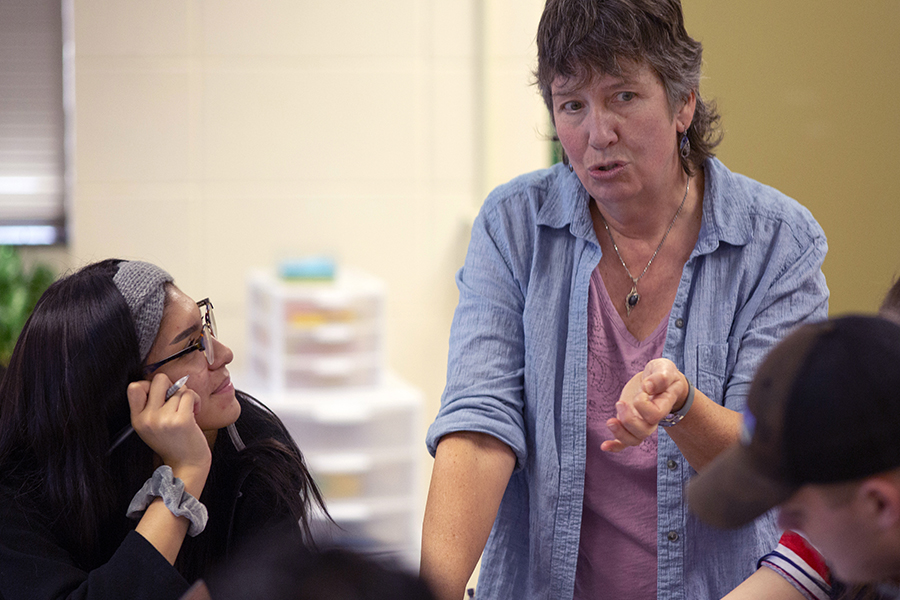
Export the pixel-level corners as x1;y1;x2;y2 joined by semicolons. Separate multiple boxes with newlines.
599;177;690;317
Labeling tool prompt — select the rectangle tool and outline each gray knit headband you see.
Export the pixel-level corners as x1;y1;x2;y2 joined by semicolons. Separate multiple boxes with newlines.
113;261;174;361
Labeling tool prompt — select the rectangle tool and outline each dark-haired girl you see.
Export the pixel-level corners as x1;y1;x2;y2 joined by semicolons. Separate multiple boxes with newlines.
0;259;324;599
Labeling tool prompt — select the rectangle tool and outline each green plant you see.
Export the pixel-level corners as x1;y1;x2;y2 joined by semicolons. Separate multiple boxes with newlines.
0;246;55;366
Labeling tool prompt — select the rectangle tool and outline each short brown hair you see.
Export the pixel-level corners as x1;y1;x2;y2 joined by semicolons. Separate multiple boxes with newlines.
535;0;721;175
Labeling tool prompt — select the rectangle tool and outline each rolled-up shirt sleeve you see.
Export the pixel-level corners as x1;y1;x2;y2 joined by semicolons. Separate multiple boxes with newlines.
426;203;530;470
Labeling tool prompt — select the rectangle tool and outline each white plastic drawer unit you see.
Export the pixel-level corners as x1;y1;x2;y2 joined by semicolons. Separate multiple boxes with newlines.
263;379;426;569
320;501;418;547
246;268;386;390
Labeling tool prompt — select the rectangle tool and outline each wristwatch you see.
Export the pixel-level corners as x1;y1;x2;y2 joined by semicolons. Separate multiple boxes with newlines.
659;376;695;428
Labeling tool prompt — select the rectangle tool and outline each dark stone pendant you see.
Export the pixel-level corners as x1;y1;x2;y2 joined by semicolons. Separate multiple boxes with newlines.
625;285;640;316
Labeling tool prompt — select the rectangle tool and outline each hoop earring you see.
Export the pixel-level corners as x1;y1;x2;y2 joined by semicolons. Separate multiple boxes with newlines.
679;131;691;159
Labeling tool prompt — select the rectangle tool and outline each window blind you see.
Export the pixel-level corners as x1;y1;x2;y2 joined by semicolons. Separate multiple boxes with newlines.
0;0;68;245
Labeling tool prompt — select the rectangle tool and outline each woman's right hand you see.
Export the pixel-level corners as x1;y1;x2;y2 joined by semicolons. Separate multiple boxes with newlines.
602;358;689;452
127;374;212;477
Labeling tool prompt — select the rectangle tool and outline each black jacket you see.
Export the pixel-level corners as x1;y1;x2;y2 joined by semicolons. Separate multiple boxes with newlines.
0;394;305;600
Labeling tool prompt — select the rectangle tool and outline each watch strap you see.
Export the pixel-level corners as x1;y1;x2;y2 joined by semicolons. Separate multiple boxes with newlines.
659;375;695;428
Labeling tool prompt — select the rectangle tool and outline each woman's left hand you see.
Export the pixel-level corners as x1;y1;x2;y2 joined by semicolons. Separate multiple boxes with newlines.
601;358;690;452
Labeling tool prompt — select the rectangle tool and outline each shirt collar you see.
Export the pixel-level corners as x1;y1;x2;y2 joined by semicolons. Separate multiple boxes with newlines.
535;165;596;241
535;159;756;253
695;157;754;253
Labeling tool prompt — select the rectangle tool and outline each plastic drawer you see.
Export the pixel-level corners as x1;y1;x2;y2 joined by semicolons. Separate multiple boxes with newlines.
282;322;380;356
307;452;416;500
246;268;387;391
275;402;417;454
249;353;381;389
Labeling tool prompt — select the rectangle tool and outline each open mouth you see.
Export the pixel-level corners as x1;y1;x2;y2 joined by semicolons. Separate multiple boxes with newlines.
594;162;622;172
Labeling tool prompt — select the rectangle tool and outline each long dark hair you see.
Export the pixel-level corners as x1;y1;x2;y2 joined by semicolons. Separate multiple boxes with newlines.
0;259;146;565
176;390;327;581
0;259;325;577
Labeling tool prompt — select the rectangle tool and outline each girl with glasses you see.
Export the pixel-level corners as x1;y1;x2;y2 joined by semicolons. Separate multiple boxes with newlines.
0;259;325;600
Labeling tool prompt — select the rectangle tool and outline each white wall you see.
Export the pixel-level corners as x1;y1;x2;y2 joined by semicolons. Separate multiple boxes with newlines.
38;2;547;580
63;0;547;418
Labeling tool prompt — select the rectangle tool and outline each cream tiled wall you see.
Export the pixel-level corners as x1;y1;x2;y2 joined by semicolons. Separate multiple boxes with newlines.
68;0;548;429
64;3;546;578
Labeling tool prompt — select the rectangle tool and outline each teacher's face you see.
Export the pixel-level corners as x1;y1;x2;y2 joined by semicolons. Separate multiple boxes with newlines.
551;62;695;209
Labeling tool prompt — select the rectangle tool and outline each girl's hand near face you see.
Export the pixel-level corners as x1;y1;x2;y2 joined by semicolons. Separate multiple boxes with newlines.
128;373;211;565
127;374;212;495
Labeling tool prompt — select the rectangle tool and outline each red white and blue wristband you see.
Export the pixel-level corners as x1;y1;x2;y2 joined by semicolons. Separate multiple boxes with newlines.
759;530;832;600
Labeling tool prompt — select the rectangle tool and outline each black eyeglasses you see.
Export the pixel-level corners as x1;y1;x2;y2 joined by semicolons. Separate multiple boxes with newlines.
143;298;217;375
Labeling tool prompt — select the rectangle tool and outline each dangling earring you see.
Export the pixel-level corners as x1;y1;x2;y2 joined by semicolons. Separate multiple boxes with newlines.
568;163;574;173
679;131;691;159
562;153;574;172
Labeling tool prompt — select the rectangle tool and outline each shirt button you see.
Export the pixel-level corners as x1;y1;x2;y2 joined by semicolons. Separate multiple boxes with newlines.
667;531;679;542
675;318;685;329
667;459;678;471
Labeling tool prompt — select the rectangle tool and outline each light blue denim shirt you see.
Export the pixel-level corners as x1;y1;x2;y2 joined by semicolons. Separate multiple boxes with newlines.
426;158;829;600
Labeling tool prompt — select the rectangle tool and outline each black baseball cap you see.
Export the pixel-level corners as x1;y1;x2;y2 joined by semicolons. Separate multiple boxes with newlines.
688;315;900;529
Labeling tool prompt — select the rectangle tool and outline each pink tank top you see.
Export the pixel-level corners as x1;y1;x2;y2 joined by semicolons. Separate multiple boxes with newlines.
574;267;669;600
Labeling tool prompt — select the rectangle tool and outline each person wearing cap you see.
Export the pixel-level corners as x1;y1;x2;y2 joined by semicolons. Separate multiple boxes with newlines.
689;315;900;599
718;282;900;600
0;259;325;600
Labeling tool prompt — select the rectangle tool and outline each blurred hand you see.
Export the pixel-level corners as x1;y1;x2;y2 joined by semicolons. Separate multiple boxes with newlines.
601;358;689;453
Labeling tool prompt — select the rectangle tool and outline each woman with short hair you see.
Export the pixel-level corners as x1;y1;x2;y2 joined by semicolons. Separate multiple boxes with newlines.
420;1;829;598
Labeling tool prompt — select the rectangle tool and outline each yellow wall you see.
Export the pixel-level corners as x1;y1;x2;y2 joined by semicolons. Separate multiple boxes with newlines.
685;1;900;314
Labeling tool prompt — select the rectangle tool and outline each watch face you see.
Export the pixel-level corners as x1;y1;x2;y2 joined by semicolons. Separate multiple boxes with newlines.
659;413;683;428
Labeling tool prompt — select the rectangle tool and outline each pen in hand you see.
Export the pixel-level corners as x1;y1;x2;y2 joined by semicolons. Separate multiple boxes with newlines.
107;375;190;455
164;375;190;400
